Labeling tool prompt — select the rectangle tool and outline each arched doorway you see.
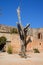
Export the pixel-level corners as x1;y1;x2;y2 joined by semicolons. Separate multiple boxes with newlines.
0;36;7;51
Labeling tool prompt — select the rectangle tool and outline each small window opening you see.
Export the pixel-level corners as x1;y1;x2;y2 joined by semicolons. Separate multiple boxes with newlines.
38;33;42;39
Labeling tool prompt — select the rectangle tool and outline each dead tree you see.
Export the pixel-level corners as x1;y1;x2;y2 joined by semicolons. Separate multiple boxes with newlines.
17;22;32;58
17;7;32;58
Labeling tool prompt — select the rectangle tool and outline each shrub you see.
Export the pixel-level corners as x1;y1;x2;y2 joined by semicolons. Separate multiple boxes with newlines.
7;44;13;54
33;48;40;53
10;28;18;34
0;36;7;45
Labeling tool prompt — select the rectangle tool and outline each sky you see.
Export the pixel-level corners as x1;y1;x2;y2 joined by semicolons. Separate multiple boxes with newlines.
0;0;43;28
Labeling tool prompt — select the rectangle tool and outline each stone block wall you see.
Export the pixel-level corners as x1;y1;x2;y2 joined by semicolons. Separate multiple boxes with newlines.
0;24;43;53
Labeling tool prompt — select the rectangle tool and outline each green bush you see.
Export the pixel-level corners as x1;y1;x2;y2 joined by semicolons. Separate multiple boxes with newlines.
10;28;18;34
33;48;40;53
0;36;7;45
7;45;13;54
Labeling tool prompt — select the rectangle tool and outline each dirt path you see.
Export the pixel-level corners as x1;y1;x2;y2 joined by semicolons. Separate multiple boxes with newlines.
0;52;43;65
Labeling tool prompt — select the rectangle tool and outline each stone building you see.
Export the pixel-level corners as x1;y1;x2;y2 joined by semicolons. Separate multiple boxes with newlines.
0;24;43;53
27;28;43;52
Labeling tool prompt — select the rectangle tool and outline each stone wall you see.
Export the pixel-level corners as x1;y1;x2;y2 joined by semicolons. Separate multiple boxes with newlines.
0;24;43;53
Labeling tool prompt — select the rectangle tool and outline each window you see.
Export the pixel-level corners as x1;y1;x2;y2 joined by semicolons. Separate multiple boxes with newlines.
38;33;42;39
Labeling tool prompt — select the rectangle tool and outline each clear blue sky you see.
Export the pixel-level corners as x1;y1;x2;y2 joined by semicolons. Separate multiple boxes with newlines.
0;0;43;28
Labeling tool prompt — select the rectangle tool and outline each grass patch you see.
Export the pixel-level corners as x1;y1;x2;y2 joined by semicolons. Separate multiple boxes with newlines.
33;48;40;53
7;44;13;54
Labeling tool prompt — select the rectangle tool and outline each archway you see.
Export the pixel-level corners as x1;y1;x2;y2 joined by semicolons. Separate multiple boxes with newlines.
0;36;7;51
